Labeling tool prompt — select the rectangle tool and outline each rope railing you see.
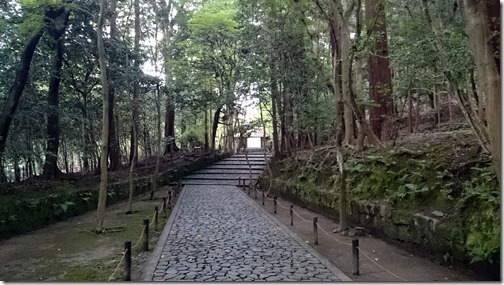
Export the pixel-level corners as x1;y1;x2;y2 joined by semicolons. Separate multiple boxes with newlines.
250;187;408;282
275;199;290;210
316;222;352;246
292;209;312;223
149;211;157;227
356;245;408;281
132;225;147;249
276;201;290;210
108;190;174;281
108;249;128;281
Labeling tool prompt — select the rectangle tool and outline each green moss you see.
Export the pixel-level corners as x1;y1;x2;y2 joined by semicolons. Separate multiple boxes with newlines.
263;134;499;265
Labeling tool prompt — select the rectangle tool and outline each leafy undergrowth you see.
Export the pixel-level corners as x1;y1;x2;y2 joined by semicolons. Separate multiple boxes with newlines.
0;193;171;281
268;130;499;265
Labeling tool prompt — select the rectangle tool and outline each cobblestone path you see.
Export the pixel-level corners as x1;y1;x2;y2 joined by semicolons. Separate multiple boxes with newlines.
142;153;350;281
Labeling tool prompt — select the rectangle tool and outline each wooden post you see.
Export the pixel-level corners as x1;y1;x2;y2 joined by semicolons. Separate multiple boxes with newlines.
149;190;154;200
313;217;318;245
290;205;293;226
162;198;167;218
248;185;250;195
168;191;172;207
254;186;258;199
177;180;182;195
273;196;277;214
143;219;149;251
124;241;131;281
238;177;241;188
154;207;159;231
262;191;265;205
352;239;360;275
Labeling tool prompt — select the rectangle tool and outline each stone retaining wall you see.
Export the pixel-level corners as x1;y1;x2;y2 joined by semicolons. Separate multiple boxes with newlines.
259;178;467;265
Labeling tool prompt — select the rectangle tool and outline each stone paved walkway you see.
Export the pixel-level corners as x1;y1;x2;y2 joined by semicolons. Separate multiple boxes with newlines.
142;153;350;281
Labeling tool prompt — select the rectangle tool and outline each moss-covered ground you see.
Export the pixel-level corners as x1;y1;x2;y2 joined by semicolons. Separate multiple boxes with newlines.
0;189;174;281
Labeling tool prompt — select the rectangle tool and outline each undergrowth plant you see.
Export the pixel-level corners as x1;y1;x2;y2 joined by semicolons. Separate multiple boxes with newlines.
460;166;500;264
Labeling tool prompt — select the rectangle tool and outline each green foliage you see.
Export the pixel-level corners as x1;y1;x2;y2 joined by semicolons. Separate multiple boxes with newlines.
465;205;500;264
180;128;203;149
345;151;449;204
460;166;500;263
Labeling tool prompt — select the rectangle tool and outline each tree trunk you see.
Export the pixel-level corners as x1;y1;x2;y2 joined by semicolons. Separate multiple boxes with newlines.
469;70;485;123
211;107;221;151
408;88;413;133
0;9;63;181
152;83;162;192
42;10;69;179
127;113;138;213
107;0;121;171
204;108;209;152
127;0;141;212
143;116;152;158
415;93;420;131
96;0;111;232
433;85;439;126
163;90;177;155
108;91;121;170
269;56;281;157
13;158;20;182
279;88;287;153
463;0;501;184
340;18;354;147
366;0;394;140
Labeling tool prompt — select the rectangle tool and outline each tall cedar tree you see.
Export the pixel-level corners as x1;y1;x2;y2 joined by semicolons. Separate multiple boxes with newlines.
365;0;393;140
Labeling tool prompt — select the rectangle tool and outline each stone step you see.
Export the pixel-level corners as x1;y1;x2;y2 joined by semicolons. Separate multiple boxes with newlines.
232;154;272;158
204;166;266;171
224;157;270;161
184;173;261;180
194;169;263;174
214;161;266;165
181;179;257;185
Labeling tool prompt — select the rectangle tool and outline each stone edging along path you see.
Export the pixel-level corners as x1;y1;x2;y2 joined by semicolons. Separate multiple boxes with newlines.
142;183;351;281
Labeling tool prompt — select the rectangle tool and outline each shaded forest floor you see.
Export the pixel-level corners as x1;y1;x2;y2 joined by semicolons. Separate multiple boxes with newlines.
0;151;191;198
0;187;174;281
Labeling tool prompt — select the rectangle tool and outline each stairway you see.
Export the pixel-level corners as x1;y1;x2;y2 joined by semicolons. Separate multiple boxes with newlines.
181;152;272;186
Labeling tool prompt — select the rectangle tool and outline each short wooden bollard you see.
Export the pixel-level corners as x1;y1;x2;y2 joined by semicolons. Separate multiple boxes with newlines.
290;205;293;226
143;219;149;251
238;177;242;188
168;191;172;207
262;191;265;205
313;217;318;245
352;239;360;275
124;241;131;281
248;185;250;195
149;190;154;200
162;198;167;218
254;187;258;199
273;196;277;214
154;207;159;231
